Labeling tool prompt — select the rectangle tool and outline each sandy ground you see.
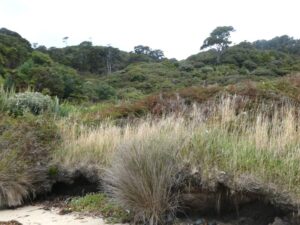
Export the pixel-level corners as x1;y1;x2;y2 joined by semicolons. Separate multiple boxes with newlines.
0;205;110;225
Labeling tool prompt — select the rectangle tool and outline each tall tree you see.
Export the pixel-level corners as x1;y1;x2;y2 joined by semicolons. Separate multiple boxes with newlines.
201;26;235;63
106;45;112;74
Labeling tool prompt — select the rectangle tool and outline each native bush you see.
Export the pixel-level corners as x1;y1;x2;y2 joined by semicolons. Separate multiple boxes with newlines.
7;91;56;116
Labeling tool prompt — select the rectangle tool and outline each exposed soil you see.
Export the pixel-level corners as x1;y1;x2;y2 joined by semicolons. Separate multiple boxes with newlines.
176;170;300;225
2;167;298;225
49;175;98;197
35;168;100;202
177;201;294;225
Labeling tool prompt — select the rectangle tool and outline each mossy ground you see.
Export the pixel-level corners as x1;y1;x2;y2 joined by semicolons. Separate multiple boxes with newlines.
69;193;131;223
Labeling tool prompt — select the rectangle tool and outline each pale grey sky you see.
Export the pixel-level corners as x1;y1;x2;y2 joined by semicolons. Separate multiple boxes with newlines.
1;0;300;59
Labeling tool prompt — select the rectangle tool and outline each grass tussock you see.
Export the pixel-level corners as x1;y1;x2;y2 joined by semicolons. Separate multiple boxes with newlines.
55;117;191;224
0;85;15;113
0;115;59;207
104;117;190;225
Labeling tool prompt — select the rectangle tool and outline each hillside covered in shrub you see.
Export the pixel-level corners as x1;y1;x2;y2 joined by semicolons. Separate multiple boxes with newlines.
2;27;300;225
1;27;300;104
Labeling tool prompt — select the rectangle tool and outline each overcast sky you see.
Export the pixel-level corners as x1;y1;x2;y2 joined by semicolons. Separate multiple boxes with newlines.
1;0;300;59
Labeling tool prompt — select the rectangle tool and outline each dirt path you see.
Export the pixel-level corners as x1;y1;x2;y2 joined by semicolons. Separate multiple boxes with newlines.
0;205;115;225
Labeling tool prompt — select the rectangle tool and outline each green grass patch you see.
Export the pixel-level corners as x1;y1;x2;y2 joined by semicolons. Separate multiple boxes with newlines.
69;193;131;223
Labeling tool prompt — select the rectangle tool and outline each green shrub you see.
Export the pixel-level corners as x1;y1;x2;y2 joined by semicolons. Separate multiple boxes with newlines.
31;51;52;65
95;84;116;100
243;60;257;71
252;67;275;76
7;91;56;116
272;67;290;76
117;88;144;100
129;74;147;82
201;65;214;73
179;63;194;72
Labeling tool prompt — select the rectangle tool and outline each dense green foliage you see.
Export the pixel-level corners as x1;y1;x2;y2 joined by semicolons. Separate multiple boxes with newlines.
253;35;300;55
1;27;300;103
47;42;157;75
6;51;83;99
0;28;31;71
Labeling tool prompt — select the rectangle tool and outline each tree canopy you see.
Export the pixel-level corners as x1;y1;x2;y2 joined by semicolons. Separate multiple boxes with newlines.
201;26;235;63
134;45;165;61
201;26;235;51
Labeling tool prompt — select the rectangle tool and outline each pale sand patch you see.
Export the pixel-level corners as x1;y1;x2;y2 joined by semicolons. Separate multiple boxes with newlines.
0;205;121;225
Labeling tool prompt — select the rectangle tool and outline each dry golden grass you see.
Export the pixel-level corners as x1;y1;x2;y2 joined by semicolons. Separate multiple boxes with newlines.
54;95;300;223
54;115;192;168
55;96;300;194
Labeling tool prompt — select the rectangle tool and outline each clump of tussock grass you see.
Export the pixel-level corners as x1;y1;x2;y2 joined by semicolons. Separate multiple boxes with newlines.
104;116;191;225
55;116;192;224
0;115;59;207
0;85;15;113
0;172;33;207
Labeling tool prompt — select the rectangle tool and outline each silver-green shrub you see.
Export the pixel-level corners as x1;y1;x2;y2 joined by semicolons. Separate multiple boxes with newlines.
7;92;55;116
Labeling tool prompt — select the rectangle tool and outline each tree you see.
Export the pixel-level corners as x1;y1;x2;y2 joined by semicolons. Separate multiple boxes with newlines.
0;28;32;69
201;26;235;63
149;49;165;61
106;45;112;74
134;45;151;55
134;45;165;61
105;46;122;75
